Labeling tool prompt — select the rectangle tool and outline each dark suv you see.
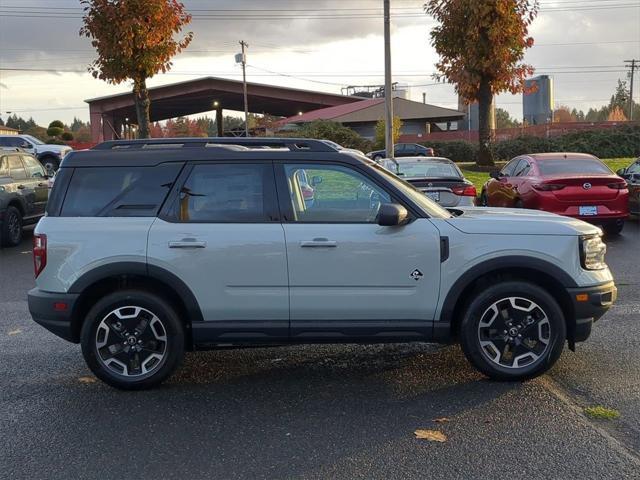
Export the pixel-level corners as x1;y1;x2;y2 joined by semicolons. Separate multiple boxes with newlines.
0;148;49;246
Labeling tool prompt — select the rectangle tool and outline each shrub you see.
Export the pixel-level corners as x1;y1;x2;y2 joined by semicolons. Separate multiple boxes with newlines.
424;140;477;162
61;131;74;141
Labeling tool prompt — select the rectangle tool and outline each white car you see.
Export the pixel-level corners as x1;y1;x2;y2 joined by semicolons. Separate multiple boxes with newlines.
0;134;72;173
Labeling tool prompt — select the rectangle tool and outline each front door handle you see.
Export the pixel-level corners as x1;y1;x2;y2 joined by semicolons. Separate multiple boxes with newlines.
300;238;338;248
168;240;207;249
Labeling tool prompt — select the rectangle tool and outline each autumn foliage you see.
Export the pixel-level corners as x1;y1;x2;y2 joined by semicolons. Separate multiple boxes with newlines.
425;0;539;165
80;0;193;138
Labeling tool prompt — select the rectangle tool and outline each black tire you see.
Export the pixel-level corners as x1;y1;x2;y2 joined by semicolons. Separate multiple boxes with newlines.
479;190;488;206
1;206;23;247
459;281;566;381
39;156;60;174
80;289;185;390
603;219;624;236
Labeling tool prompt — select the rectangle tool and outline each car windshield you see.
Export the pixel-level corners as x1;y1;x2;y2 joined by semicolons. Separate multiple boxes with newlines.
371;163;452;219
537;158;611;175
23;135;45;145
395;160;461;179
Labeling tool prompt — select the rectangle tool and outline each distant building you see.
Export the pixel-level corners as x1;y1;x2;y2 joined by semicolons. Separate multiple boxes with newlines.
523;75;554;125
0;125;19;135
457;97;496;131
280;97;465;140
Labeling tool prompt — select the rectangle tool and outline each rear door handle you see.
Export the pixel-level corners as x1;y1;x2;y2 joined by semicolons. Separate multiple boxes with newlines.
168;240;207;249
300;238;338;248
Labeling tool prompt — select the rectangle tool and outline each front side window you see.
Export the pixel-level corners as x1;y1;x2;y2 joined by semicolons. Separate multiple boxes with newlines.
176;163;274;223
284;164;391;223
501;158;521;177
61;163;182;217
22;155;45;178
8;156;27;180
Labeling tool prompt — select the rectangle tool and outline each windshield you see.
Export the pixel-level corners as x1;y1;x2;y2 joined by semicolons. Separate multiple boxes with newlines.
537;158;611;175
371;163;452;219
23;135;45;145
396;160;461;179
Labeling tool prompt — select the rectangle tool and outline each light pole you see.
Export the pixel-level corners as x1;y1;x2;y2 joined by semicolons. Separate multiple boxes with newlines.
237;41;250;137
383;0;394;160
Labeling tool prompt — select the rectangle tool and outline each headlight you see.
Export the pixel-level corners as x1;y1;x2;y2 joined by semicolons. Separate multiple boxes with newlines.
580;234;607;270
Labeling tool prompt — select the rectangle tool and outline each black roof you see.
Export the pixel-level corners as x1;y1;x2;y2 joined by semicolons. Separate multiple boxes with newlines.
63;137;367;168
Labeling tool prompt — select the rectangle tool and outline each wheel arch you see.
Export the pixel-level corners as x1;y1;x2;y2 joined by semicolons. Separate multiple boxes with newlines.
68;262;203;348
440;256;577;345
6;196;26;216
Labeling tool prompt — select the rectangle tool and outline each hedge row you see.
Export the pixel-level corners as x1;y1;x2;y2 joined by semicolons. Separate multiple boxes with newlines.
422;125;640;162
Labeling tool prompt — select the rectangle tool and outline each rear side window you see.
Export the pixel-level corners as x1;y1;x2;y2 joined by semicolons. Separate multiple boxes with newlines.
537;158;611;175
174;163;276;223
61;163;182;217
9;156;27;180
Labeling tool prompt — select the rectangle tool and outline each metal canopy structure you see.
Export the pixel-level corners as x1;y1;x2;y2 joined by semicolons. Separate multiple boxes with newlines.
85;76;363;142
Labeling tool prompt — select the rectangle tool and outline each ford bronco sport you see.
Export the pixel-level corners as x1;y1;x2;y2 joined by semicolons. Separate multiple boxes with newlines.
28;138;617;390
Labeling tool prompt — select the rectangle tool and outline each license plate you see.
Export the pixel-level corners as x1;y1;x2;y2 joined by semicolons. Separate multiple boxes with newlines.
426;191;440;202
579;206;598;216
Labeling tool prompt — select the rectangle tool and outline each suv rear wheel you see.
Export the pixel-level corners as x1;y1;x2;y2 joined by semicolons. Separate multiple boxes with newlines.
459;281;566;380
1;206;23;247
80;290;185;390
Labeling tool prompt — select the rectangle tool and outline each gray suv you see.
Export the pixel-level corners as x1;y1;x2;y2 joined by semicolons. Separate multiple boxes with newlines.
0;148;49;246
28;138;617;390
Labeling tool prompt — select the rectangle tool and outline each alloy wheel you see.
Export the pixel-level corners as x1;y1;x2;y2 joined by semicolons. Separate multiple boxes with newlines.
95;306;168;377
7;211;21;244
477;297;551;369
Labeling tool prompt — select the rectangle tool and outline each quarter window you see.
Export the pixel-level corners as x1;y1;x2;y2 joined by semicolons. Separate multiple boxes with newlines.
501;158;521;177
175;163;275;223
283;164;391;223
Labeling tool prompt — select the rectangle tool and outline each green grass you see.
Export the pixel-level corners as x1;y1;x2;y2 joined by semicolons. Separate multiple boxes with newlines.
584;406;621;420
460;158;635;194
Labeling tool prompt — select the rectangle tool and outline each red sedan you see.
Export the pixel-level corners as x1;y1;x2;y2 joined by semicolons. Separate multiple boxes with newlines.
481;153;629;235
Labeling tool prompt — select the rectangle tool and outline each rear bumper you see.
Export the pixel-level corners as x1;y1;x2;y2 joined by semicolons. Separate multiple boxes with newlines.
567;281;617;343
28;288;79;343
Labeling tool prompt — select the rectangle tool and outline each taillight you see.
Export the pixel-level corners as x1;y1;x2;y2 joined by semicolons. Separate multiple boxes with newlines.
33;234;47;278
607;182;627;190
533;183;565;191
452;185;477;197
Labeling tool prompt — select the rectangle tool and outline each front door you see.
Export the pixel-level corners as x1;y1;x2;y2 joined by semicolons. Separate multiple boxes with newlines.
21;155;49;216
147;162;289;341
277;162;441;340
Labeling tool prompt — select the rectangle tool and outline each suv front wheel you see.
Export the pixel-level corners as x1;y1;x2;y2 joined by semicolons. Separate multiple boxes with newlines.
459;281;566;380
80;290;185;390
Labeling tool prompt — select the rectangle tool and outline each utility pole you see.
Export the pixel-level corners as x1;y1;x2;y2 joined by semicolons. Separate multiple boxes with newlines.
239;40;250;137
383;0;394;160
624;59;638;121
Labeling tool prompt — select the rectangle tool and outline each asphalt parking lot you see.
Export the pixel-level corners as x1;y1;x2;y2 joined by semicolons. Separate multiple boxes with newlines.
1;222;638;480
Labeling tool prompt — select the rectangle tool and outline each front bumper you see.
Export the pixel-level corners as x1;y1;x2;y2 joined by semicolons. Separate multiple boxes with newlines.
28;288;79;343
567;281;617;343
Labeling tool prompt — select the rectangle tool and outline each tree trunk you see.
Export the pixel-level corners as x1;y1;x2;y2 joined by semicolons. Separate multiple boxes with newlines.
477;78;495;167
133;77;151;139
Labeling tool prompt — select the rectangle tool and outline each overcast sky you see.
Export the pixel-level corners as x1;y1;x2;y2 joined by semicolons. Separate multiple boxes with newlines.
0;0;639;126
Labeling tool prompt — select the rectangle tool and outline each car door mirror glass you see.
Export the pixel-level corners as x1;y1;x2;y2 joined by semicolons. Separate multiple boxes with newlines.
377;203;409;226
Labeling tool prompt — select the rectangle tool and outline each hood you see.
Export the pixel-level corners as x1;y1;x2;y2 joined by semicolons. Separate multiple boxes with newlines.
446;207;601;236
38;144;72;154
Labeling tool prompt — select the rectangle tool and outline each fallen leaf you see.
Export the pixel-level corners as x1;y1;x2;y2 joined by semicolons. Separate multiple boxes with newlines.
78;376;96;384
8;329;22;336
414;429;447;442
433;417;450;423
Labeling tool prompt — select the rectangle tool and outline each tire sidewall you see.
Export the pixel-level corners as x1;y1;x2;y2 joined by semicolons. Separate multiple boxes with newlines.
459;281;566;380
80;290;185;390
1;206;23;247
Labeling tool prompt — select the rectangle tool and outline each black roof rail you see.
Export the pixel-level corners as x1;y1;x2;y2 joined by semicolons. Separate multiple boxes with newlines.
93;137;338;152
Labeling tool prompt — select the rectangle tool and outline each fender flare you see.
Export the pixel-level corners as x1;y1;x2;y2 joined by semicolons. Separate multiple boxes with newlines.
68;261;204;323
439;255;577;325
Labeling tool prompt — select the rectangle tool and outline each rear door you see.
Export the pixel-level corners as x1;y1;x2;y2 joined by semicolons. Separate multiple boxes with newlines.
147;161;289;340
7;155;38;217
276;161;441;340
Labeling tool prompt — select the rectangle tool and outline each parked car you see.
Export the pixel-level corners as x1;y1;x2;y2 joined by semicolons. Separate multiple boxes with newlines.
29;138;617;389
616;158;640;216
0;134;72;173
366;143;434;161
0;148;50;246
380;156;476;207
481;153;629;235
320;139;365;157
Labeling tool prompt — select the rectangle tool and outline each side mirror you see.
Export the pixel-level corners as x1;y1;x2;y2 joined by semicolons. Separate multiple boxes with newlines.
489;169;502;180
377;203;409;226
20;142;31;149
311;175;323;187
